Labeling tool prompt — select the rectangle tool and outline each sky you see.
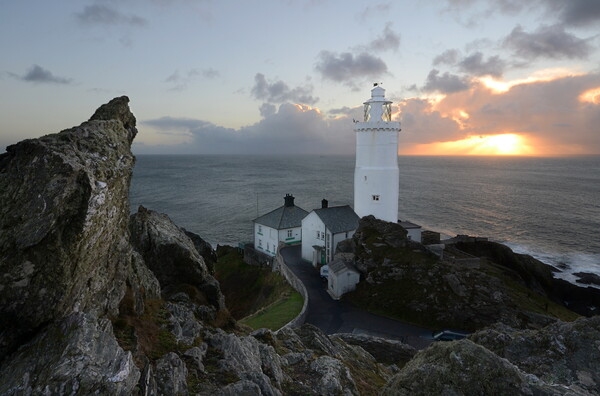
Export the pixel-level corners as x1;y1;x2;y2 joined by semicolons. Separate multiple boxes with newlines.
1;0;599;156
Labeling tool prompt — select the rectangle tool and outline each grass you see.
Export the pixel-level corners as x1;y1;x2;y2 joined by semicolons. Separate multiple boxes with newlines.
214;246;301;321
240;291;304;330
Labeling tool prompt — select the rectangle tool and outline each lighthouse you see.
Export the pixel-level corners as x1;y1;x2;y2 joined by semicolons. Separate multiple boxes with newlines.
353;84;401;223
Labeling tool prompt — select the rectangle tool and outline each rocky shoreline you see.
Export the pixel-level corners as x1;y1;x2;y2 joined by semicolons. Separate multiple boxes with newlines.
1;97;598;395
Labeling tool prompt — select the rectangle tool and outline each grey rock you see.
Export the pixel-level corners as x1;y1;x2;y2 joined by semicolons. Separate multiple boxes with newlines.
130;206;225;311
184;228;217;274
183;344;208;373
470;316;600;394
0;96;136;357
139;356;158;396
219;380;263;396
126;251;161;315
310;355;358;396
332;333;416;366
381;339;565;396
155;352;188;396
0;312;139;395
165;301;203;345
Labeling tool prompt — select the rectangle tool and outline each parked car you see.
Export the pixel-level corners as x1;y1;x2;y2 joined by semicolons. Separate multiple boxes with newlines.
432;330;469;341
320;265;329;280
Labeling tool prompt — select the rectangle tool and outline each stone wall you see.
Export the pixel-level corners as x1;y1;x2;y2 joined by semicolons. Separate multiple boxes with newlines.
243;243;273;267
274;245;308;331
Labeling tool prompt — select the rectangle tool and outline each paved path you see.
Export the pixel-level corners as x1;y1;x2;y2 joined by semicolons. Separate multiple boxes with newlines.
280;245;433;349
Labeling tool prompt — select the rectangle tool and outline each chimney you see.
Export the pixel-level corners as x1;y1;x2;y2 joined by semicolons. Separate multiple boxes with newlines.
284;194;295;207
321;199;328;208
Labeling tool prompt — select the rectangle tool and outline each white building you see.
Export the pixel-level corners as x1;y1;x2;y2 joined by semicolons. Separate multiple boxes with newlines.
253;194;308;257
354;84;401;223
301;201;360;266
399;221;422;243
328;257;360;299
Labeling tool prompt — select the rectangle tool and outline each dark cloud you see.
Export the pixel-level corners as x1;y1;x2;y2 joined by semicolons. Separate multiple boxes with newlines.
76;5;147;26
457;52;506;77
433;49;460;66
504;24;592;60
250;73;318;105
139;103;354;155
549;0;600;27
367;23;400;52
11;65;72;85
422;69;471;93
315;51;388;87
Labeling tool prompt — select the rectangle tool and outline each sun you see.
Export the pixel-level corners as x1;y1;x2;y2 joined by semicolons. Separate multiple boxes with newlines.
479;134;520;155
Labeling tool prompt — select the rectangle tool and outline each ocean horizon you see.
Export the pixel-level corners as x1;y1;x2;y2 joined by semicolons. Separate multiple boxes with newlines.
130;154;600;287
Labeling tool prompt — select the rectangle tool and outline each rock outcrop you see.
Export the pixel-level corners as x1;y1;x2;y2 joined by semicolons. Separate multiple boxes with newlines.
383;316;600;395
0;96;136;358
345;216;579;332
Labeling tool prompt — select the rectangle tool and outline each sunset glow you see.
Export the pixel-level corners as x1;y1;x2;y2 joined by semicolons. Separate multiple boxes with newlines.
579;87;600;104
479;69;586;94
404;134;536;156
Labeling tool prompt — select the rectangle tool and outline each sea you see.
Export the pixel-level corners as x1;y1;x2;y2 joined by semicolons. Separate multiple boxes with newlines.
130;155;600;286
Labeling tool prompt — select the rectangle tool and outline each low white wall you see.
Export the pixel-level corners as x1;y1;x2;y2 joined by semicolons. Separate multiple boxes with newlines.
274;245;309;331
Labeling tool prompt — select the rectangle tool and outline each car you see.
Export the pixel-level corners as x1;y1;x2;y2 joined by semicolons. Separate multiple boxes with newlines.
432;330;469;341
320;265;329;280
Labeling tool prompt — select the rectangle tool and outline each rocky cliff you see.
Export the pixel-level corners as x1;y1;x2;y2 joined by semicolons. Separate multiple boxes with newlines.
1;98;598;396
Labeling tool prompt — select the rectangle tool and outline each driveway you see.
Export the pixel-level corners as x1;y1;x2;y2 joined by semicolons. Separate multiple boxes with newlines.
280;245;433;349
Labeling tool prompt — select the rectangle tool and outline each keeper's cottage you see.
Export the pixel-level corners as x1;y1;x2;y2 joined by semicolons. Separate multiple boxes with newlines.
253;194;308;257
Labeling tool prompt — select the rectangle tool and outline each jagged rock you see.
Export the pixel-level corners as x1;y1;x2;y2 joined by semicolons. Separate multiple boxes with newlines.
165;301;204;345
220;380;264;396
126;251;161;315
469;316;600;394
155;352;188;396
310;356;358;396
0;312;139;395
130;206;225;310
381;339;568;396
332;333;416;366
0;96;137;358
574;271;600;286
184;228;217;274
183;344;208;373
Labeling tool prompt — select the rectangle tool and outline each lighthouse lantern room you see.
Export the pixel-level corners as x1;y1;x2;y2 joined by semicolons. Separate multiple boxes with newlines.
353;84;401;223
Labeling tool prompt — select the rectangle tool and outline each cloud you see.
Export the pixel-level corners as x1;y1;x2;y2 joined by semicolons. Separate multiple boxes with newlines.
315;51;389;88
139;103;354;155
250;73;318;105
165;68;220;91
504;25;592;60
367;23;400;52
422;69;471;93
359;3;392;20
433;49;460;66
546;0;600;27
76;4;147;26
457;52;506;77
10;65;72;85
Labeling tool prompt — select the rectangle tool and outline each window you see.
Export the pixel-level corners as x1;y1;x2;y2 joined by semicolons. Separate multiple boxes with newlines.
316;231;320;239
287;229;293;238
372;195;380;201
258;225;262;234
258;239;262;248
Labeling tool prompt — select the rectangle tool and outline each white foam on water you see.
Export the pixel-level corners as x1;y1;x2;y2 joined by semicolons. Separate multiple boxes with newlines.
504;241;600;289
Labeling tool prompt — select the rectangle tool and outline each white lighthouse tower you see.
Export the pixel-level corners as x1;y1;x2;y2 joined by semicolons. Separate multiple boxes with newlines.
353;84;401;223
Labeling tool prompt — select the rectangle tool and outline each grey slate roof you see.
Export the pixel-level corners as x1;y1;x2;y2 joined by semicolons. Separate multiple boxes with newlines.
254;205;308;230
314;205;359;234
329;257;359;275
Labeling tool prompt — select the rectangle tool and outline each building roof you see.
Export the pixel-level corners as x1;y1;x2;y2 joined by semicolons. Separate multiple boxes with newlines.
399;221;421;229
313;205;359;234
254;204;308;230
329;257;359;275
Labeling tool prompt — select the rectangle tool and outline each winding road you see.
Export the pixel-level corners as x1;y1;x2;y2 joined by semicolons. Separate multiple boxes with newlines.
280;245;433;349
